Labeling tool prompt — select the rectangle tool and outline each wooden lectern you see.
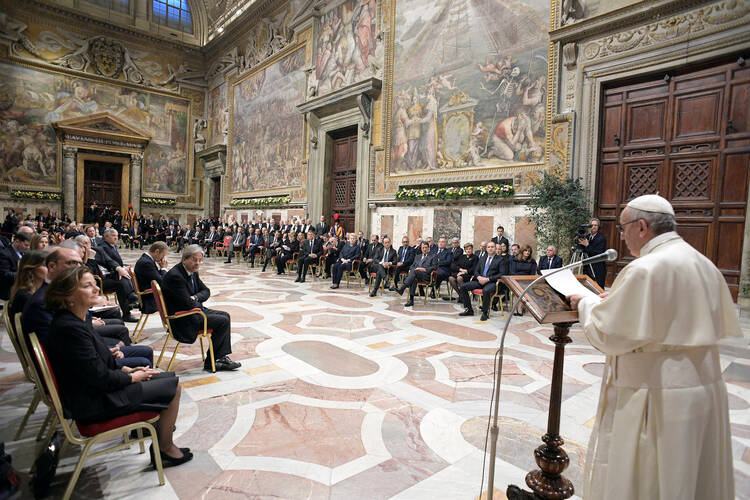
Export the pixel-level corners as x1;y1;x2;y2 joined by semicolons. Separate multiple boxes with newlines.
500;274;603;500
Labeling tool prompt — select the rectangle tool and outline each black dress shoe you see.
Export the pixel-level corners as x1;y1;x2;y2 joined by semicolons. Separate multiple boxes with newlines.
429;291;436;299
459;309;474;316
205;356;241;372
404;299;414;307
369;291;377;297
514;311;523;316
150;444;193;468
330;284;339;289
480;312;490;321
294;277;301;282
122;314;140;323
300;278;305;283
389;286;396;292
224;260;231;264
442;296;452;301
396;286;406;296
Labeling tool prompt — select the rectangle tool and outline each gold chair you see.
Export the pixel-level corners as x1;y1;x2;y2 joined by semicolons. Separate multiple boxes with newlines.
151;281;216;372
3;309;49;440
28;332;164;500
471;279;506;318
93;274;118;305
285;251;299;274
416;270;438;304
345;259;362;287
131;275;153;343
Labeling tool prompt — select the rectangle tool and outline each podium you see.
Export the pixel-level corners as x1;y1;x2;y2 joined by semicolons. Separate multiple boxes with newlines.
498;274;603;500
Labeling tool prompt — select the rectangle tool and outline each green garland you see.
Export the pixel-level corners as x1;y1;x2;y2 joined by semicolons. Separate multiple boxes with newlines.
395;183;514;201
230;195;291;207
10;190;62;201
141;197;176;206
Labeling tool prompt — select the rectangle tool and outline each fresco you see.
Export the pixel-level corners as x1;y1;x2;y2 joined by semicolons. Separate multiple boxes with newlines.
315;0;377;95
0;61;189;193
207;82;227;147
390;0;548;174
230;47;306;194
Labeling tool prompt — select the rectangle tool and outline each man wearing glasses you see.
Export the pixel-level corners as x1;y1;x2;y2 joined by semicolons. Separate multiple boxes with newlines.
567;194;740;500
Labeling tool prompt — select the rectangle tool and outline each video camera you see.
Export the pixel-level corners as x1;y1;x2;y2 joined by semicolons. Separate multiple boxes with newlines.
572;223;593;252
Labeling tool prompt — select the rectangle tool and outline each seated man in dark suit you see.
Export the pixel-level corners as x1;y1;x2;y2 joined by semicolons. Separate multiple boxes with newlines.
369;236;398;297
458;241;507;321
295;228;323;283
359;234;383;283
538;245;563;272
397;241;438;307
134;241;169;315
431;237;453;298
162;245;240;372
224;227;246;264
330;233;360;289
0;229;30;301
96;228;139;322
202;226;218;257
262;230;282;272
244;228;264;267
390;236;415;291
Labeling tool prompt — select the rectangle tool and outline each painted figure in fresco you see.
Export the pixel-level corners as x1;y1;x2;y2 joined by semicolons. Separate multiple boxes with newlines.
405;88;423;170
354;0;376;69
418;85;439;170
467;121;486;167
489;110;540;161
392;91;409;170
44;79;98;122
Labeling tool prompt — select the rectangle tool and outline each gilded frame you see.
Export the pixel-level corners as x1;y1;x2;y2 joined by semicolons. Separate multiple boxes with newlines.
379;0;561;189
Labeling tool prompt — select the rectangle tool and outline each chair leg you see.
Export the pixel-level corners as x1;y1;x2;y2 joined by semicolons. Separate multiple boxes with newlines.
148;423;165;486
206;335;216;373
63;440;95;500
14;389;41;440
42;412;58;444
166;342;181;371
35;406;55;442
137;427;144;453
199;336;205;362
133;313;148;343
156;333;173;368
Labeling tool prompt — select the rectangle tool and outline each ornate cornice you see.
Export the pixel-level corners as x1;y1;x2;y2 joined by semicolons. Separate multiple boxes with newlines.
549;0;714;45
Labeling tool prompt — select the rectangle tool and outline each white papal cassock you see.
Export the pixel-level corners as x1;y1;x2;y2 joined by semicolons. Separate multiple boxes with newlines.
577;231;741;500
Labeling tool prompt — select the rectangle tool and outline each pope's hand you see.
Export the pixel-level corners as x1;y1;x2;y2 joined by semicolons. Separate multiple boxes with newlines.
567;294;583;310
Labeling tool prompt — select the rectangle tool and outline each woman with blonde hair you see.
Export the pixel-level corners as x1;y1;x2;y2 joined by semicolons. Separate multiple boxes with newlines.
30;233;49;250
8;250;48;318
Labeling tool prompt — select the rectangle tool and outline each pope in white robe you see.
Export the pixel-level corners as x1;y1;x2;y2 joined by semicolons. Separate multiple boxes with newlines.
567;194;741;500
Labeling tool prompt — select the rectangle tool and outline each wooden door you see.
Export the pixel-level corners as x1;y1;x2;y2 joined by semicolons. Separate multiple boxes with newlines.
596;57;750;299
84;160;122;217
329;130;358;234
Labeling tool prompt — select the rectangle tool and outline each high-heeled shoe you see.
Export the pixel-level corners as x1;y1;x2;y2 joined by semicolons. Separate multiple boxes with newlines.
149;444;193;468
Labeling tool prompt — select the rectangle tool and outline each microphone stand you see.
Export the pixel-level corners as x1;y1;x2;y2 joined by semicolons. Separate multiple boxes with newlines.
486;252;612;500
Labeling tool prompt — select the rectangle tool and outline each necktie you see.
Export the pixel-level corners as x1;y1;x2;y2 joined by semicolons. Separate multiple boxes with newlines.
190;274;196;294
483;257;492;276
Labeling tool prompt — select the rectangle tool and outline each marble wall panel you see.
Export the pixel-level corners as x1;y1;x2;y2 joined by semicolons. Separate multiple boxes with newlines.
473;216;494;248
433;209;462;241
407;216;423;243
513;216;538;253
380;215;394;239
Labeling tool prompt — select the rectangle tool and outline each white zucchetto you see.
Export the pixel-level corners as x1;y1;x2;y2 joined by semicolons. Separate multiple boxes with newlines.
626;194;675;216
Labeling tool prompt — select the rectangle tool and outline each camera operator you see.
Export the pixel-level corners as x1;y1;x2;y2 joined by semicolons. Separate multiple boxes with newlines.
577;218;607;288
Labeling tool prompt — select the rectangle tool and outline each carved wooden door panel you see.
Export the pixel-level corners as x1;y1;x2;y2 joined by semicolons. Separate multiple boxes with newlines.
84;160;122;216
596;58;750;299
330;133;358;235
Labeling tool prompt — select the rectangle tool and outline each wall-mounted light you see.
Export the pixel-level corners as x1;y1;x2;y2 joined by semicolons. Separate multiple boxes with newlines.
218;26;224;33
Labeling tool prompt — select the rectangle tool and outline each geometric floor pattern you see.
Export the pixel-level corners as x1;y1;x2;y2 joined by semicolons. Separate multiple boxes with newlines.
1;249;749;499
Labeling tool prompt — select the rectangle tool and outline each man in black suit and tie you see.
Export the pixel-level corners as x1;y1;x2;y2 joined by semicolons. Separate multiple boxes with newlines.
202;225;218;257
431;237;453;298
579;218;608;288
369;236;398;297
390;236;415;291
0;230;30;300
97;229;139;321
538;245;563;272
85;225;103;247
459;241;507;321
224;227;246;263
134;241;169;315
244;228;263;267
491;225;509;249
295;229;323;282
397;241;438;307
360;234;383;283
178;225;194;252
316;215;329;239
162;245;240;372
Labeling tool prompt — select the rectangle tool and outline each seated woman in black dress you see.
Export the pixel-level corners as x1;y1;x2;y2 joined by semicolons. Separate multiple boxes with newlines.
8;250;48;319
512;245;538;316
43;266;192;467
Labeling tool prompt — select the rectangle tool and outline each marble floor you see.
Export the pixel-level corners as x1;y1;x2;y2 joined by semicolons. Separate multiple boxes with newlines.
1;249;749;499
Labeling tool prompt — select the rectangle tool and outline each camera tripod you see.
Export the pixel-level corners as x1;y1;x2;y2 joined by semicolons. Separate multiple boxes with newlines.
569;247;596;277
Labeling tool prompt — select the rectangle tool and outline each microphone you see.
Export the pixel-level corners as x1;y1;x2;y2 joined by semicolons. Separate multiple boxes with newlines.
579;248;618;265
